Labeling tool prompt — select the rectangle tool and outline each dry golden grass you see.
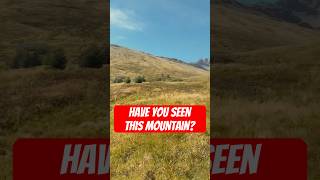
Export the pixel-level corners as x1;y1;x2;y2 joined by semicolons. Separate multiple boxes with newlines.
110;84;210;179
0;67;109;179
212;3;320;179
110;46;210;179
111;45;207;81
0;0;108;179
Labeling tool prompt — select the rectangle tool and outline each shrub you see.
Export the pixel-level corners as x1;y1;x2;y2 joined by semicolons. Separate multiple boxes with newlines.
134;75;146;83
11;44;45;68
11;43;67;69
113;76;125;83
43;49;67;69
79;45;105;68
124;77;131;83
113;76;131;83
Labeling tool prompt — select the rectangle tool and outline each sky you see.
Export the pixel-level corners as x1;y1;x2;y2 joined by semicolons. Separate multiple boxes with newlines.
110;0;210;62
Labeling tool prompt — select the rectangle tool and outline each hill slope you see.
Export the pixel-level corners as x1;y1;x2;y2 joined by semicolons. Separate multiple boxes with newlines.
213;2;320;54
213;2;320;180
236;0;320;28
111;45;208;81
0;0;107;65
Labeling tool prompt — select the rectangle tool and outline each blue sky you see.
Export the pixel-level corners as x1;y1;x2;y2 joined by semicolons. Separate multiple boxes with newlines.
110;0;210;62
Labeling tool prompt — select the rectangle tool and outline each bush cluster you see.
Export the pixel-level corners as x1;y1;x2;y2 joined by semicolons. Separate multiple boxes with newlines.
11;43;66;69
113;76;131;83
134;75;146;83
113;75;145;84
11;43;106;69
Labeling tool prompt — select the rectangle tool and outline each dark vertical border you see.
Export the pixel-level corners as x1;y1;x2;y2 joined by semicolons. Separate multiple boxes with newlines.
106;0;110;137
210;0;215;139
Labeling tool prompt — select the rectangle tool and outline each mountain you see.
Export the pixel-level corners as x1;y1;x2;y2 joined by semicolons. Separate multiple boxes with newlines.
215;0;320;62
234;0;320;28
191;58;210;70
110;45;208;82
156;56;210;71
214;1;320;55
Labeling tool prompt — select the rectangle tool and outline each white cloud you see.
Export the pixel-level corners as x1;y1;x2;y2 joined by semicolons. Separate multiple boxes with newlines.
111;8;143;31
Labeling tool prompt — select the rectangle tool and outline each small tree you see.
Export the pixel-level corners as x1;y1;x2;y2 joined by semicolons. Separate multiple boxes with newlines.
79;45;105;68
125;77;131;83
43;49;67;69
134;75;146;83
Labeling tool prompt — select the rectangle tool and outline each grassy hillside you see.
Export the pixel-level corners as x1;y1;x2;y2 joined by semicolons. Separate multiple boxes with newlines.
212;3;320;179
110;46;210;179
213;3;320;54
0;0;108;179
111;45;207;81
0;68;109;179
0;0;107;66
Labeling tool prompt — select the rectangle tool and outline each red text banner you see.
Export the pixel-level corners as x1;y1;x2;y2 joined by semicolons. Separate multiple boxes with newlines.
114;105;206;133
13;139;109;180
210;139;307;180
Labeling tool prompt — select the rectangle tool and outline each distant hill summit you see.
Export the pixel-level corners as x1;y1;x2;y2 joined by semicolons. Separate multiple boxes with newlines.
214;0;320;54
191;58;210;71
232;0;320;28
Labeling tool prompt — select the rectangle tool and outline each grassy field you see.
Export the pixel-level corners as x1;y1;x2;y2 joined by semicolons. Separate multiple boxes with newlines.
0;67;109;179
110;46;210;179
1;0;319;179
212;3;320;179
0;0;108;178
212;63;320;179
